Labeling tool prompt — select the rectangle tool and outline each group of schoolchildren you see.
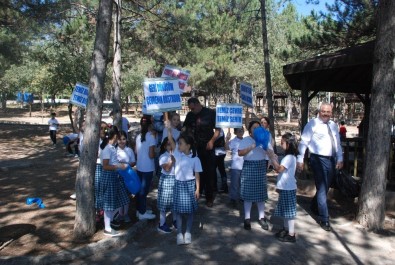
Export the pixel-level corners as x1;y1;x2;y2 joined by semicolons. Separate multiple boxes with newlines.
48;111;300;245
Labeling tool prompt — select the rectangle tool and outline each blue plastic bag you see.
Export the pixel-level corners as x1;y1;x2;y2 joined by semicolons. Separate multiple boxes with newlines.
117;165;141;195
253;126;270;150
26;197;46;208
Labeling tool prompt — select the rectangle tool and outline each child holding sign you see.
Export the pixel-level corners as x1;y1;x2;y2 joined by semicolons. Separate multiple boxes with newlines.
165;120;202;245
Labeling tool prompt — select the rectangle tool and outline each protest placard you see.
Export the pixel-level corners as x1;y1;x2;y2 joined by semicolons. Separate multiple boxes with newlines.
143;77;182;114
70;83;89;108
161;65;190;93
240;82;254;108
215;103;243;128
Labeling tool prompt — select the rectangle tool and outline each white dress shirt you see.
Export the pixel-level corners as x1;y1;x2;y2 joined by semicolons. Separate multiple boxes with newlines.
297;117;343;163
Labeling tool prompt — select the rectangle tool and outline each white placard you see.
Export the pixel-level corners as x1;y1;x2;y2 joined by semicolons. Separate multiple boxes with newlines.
240;82;254;108
70;83;89;108
143;77;182;114
161;65;190;93
215;103;243;128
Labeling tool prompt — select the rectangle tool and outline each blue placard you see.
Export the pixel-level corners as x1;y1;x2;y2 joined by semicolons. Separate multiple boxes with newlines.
215;103;244;128
143;77;182;114
70;83;89;108
240;82;253;107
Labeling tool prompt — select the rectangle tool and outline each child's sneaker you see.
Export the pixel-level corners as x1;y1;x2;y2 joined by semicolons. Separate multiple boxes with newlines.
103;229;121;237
184;232;192;244
275;228;289;238
278;233;296;243
176;233;184;245
157;223;172;234
172;220;177;230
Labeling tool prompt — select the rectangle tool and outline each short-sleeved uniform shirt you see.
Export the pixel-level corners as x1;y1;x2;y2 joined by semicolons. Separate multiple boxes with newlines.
117;146;135;164
276;154;297;190
135;132;156;172
172;149;203;181
159;151;175;175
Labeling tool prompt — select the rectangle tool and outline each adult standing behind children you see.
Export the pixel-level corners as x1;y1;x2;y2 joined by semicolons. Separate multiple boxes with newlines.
110;111;130;138
297;103;343;231
135;115;156;220
48;112;59;146
238;121;272;231
183;97;220;207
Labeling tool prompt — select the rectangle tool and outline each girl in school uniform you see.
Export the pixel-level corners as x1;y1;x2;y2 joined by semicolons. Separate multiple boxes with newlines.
166;121;202;245
116;130;136;223
157;137;177;233
267;133;298;243
135;115;156;220
162;112;181;143
238;121;272;231
99;126;130;237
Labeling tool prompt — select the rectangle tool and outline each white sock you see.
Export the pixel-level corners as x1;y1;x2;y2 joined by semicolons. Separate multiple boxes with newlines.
286;218;295;235
160;211;166;226
104;210;114;231
244;201;252;219
257;202;265;219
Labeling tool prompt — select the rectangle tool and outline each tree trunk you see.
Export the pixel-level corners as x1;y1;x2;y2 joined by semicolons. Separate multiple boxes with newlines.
260;0;276;152
112;0;122;129
73;0;113;239
356;0;395;231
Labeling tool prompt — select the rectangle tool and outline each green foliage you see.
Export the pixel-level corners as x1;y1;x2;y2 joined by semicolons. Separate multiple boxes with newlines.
296;0;378;51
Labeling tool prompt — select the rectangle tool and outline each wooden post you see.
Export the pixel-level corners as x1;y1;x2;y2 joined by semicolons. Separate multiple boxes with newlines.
300;75;309;132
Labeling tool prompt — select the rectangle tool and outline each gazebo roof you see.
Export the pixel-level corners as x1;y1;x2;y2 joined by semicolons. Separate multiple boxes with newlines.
283;41;375;94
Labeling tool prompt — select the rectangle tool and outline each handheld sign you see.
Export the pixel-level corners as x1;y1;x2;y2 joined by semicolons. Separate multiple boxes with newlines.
161;65;190;93
240;82;254;108
143;77;182;114
70;83;89;108
215;103;243;128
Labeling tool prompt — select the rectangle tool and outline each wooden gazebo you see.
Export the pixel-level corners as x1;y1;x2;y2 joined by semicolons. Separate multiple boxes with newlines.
283;41;375;131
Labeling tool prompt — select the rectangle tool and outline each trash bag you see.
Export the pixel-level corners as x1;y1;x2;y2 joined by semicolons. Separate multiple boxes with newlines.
331;170;360;198
117;165;141;195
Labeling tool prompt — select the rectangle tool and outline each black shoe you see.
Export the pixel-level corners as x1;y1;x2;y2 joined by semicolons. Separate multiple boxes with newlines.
278;234;296;243
319;221;331;231
258;218;269;230
244;219;251;230
111;220;121;230
275;228;289;238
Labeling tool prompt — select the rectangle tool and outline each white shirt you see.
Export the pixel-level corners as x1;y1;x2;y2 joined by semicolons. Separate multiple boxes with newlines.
117;146;135;164
48;118;59;131
228;137;244;170
297;118;343;163
66;133;79;141
162;127;181;143
159;151;175;175
100;144;118;166
276;155;297;190
135;132;156;172
173;149;202;181
238;136;273;161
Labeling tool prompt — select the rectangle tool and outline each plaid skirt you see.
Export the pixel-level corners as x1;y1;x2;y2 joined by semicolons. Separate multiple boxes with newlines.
157;174;175;212
95;169;130;211
94;163;103;210
173;179;198;214
240;160;268;202
274;189;297;219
